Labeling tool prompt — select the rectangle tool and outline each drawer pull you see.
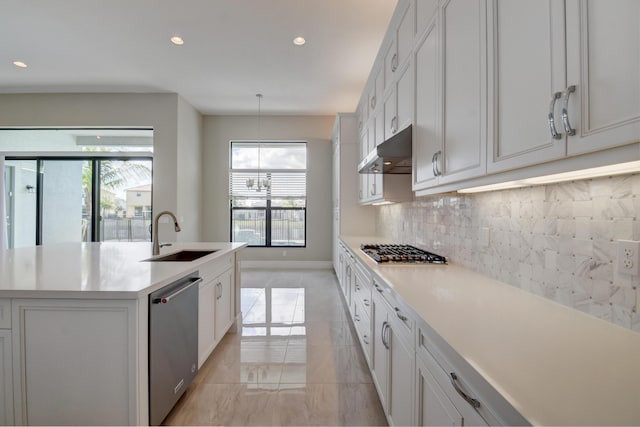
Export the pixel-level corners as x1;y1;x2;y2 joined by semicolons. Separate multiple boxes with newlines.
363;334;369;345
354;314;361;322
449;372;481;409
374;284;384;293
363;299;370;307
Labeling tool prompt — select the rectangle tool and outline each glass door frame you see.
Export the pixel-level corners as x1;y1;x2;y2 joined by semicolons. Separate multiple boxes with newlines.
4;154;153;245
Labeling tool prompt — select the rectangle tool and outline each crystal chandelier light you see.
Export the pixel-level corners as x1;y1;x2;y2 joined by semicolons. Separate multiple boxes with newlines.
246;93;271;192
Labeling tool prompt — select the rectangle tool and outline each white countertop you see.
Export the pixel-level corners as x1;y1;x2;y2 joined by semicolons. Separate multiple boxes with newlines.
0;242;246;299
341;235;640;426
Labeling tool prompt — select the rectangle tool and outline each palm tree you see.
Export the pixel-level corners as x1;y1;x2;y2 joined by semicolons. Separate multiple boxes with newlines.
82;159;151;222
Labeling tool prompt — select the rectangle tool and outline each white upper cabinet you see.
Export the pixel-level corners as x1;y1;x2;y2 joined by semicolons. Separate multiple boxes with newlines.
416;0;439;40
413;0;488;192
438;0;487;185
413;16;440;190
384;61;414;145
487;0;568;173
385;0;414;94
565;0;640;155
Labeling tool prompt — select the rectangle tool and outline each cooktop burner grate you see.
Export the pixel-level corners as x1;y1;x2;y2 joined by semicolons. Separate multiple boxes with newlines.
360;244;447;264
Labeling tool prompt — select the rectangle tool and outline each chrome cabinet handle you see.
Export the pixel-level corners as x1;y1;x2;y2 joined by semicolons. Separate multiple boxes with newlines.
381;321;389;349
390;116;398;134
354;313;361;322
391;53;398;72
216;282;222;300
432;152;438;177
548;91;563;139
153;277;202;304
374;283;384;293
363;334;369;345
562;85;576;136
371;96;376;110
432;151;442;176
395;307;408;322
363;299;370;307
449;372;481;409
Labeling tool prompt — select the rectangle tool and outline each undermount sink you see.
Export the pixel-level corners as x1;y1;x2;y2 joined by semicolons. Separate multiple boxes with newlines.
143;250;218;262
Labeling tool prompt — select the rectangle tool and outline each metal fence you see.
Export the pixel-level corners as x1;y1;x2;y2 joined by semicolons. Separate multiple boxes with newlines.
232;210;305;246
101;217;151;242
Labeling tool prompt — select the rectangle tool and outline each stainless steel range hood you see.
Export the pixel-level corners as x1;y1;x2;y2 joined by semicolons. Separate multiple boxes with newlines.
358;125;412;174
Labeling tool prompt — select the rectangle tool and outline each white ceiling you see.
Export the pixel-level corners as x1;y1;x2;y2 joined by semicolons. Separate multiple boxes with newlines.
0;0;398;115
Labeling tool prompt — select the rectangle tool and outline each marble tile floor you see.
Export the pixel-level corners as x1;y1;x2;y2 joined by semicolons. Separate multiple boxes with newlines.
164;269;388;426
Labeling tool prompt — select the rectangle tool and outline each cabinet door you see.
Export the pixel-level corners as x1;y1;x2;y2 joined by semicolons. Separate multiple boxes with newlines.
388;320;414;427
413;16;440;190
439;0;487;184
416;0;439;40
396;59;414;135
0;330;13;426
372;292;389;410
198;280;216;368
384;88;398;142
215;269;234;341
488;0;567;173
565;0;640;155
416;354;463;426
396;0;414;69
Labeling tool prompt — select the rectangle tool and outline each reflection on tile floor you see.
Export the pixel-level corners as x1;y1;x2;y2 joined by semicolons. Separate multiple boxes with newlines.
163;269;387;426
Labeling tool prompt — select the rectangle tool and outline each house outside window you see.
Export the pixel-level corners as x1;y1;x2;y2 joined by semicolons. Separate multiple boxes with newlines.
229;141;306;247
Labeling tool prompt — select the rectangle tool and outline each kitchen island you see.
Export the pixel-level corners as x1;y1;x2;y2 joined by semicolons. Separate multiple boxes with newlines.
340;235;640;426
0;241;246;426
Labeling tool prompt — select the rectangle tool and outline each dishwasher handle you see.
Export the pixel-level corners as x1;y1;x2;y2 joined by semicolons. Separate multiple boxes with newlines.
153;277;202;304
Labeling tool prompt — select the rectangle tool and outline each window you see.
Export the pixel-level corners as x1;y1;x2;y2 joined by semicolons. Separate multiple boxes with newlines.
229;142;306;247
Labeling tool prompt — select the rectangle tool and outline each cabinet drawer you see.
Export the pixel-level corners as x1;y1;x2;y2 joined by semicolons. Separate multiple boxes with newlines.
198;253;233;281
372;277;414;348
352;301;371;362
0;300;10;329
417;319;527;426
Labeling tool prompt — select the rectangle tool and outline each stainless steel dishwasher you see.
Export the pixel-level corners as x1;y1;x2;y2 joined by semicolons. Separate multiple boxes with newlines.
149;272;201;426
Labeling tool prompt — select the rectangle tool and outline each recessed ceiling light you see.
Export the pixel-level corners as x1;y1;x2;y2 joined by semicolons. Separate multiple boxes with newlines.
170;36;184;45
13;60;27;68
293;36;306;46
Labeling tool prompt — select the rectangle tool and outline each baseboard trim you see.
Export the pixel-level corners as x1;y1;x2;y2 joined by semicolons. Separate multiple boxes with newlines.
240;260;333;270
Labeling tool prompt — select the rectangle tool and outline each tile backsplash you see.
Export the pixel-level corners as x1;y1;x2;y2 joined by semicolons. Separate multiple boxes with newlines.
377;174;640;333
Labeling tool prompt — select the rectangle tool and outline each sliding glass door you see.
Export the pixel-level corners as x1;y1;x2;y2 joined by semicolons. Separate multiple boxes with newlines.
4;157;152;248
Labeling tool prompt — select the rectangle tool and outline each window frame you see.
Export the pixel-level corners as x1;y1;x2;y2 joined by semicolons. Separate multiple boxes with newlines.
229;141;307;248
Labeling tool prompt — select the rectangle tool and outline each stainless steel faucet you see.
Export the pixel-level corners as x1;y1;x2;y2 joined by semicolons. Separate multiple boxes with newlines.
152;211;181;255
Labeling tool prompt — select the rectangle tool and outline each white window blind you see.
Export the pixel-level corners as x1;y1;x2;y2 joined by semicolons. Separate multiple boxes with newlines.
229;142;307;205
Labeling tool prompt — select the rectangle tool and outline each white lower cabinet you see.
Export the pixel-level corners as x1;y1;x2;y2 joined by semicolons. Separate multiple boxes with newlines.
198;279;216;368
371;286;415;427
11;298;139;426
0;329;13;426
214;268;234;342
198;259;235;369
416;349;464;426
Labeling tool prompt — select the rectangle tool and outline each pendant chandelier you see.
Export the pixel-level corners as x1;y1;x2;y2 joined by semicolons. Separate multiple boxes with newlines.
246;93;271;192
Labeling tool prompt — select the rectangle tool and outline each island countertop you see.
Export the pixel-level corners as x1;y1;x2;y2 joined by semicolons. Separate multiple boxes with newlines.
0;241;246;299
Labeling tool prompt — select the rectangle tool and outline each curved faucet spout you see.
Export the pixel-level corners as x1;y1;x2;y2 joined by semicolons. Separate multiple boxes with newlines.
152;211;181;255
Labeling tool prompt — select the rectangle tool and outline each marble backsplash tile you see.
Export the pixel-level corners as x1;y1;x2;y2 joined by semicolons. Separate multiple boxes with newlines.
377;174;640;333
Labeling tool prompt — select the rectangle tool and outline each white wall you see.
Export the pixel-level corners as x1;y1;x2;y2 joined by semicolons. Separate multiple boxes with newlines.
0;93;203;242
176;97;203;241
203;115;334;262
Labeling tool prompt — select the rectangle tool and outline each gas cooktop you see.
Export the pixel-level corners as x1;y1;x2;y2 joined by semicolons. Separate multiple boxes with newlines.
360;244;447;264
